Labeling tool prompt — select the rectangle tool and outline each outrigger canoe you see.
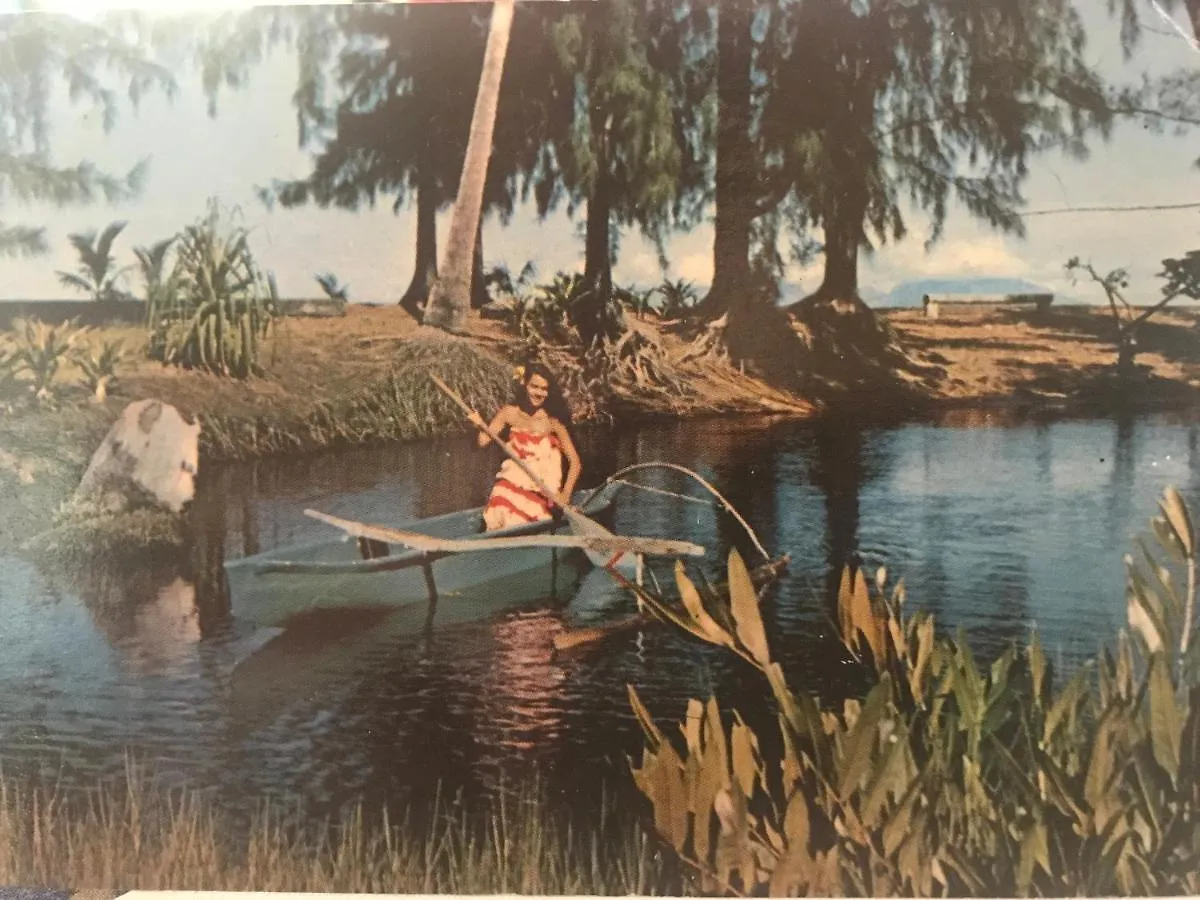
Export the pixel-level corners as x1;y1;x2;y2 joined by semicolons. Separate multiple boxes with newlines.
224;483;631;628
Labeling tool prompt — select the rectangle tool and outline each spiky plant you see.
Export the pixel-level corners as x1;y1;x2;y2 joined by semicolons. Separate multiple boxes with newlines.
9;317;88;403
55;221;131;302
148;200;276;379
74;339;125;402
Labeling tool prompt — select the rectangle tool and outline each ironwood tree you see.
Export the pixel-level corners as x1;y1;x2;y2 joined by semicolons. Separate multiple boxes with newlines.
754;0;1118;373
0;10;173;258
538;0;709;348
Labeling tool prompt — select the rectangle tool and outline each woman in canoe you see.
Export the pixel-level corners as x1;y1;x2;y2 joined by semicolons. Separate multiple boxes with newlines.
468;363;583;531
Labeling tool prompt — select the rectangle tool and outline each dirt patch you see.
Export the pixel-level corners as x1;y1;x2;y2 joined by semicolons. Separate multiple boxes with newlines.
883;305;1200;408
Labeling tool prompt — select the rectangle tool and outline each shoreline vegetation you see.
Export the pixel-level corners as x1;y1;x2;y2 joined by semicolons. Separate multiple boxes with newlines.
2;301;1200;550
0;767;678;895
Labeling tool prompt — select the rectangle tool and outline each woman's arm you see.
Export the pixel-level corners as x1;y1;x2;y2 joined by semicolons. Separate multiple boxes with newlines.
552;420;583;506
469;406;511;448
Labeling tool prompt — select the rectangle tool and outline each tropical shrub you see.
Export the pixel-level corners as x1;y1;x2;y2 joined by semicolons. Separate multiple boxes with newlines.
626;486;1200;896
7;317;88;404
133;236;178;328
73;339;125;402
315;272;349;304
655;278;698;320
147;201;277;378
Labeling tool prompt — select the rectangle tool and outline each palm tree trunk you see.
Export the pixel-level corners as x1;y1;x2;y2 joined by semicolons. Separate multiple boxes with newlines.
423;0;515;333
471;219;489;309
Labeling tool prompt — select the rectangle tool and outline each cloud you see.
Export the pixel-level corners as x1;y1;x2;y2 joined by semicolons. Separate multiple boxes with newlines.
674;252;714;285
616;249;665;285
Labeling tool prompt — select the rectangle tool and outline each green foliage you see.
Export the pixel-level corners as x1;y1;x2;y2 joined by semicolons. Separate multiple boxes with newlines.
0;12;174;257
314;272;349;303
55;221;132;302
628;486;1200;896
654;278;698;320
73;339;126;402
1066;253;1195;373
756;0;1121;298
199;341;517;460
133;236;179;327
147;201;277;379
6;317;89;405
483;261;537;304
1160;250;1200;301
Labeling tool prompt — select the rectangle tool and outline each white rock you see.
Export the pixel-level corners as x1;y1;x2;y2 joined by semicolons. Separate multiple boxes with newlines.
74;399;200;515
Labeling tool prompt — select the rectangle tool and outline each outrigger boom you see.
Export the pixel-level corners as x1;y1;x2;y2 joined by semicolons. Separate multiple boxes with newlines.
304;509;705;559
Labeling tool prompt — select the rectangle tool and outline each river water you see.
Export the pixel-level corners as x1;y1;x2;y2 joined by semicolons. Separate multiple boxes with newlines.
1;409;1198;823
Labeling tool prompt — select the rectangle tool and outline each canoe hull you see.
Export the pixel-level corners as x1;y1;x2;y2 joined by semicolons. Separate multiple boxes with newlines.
224;486;619;628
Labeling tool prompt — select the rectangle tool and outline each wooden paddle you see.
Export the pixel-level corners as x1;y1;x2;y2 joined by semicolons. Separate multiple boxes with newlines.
429;373;653;570
552;553;791;654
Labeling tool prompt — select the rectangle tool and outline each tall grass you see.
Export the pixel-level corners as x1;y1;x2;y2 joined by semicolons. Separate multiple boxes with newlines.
200;340;519;461
0;765;679;894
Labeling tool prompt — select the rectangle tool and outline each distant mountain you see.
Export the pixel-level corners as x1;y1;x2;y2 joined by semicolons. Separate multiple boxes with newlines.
654;276;1061;310
882;277;1053;307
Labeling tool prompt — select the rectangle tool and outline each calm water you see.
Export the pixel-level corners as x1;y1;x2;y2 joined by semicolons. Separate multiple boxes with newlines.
1;410;1198;822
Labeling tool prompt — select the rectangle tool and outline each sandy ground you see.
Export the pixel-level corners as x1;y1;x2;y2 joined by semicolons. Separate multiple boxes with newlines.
883;305;1200;406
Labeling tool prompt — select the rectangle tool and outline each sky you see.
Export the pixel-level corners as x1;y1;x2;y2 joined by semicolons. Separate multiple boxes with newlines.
2;0;1199;305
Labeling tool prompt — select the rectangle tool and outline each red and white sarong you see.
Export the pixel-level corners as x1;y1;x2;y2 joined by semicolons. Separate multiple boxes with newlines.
482;428;564;531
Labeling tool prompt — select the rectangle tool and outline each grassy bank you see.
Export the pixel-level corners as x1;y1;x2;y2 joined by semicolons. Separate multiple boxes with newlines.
0;768;680;894
4;303;1200;550
0;306;811;547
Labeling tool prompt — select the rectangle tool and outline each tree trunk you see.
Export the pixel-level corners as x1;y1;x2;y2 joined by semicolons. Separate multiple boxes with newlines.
423;0;514;333
399;172;438;318
471;219;489;309
1117;329;1137;377
576;167;617;347
793;185;867;308
814;197;862;302
701;0;755;318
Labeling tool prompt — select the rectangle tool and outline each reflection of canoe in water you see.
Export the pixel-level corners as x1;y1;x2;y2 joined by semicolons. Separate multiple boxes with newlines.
226;561;589;731
224;484;624;628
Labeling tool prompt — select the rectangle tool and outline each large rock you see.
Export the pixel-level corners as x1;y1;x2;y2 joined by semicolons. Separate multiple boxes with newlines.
74;399;200;515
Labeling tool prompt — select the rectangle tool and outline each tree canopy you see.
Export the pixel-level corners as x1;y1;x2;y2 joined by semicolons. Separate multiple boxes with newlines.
0;8;174;258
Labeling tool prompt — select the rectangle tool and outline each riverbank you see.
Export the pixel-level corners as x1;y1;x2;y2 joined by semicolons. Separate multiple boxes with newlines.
0;305;810;548
3;303;1199;549
883;304;1200;410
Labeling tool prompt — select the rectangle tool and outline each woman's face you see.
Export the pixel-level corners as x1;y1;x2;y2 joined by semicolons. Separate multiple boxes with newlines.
525;373;550;409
